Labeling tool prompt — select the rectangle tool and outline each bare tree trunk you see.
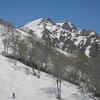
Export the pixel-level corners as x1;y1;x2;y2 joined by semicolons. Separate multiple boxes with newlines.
57;79;59;98
3;44;6;55
57;80;61;99
36;60;40;78
14;47;17;66
30;59;36;76
26;66;28;75
57;74;61;99
38;65;40;78
24;58;29;75
32;68;36;75
6;45;9;56
59;80;61;99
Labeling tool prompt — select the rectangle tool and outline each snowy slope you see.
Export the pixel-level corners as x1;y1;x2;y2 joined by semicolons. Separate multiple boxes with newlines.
0;55;94;100
21;18;45;38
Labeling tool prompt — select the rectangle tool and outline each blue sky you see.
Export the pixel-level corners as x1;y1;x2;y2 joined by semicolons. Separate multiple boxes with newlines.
0;0;100;33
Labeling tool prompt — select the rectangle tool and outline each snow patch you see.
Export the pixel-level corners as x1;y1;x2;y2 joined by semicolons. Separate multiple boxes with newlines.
85;46;91;57
25;18;43;28
90;32;95;36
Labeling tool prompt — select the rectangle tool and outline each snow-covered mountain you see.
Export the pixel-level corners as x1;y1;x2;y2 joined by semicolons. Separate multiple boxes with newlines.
20;18;100;57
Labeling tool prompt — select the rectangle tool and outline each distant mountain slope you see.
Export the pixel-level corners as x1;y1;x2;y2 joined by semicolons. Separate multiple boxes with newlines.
20;18;100;57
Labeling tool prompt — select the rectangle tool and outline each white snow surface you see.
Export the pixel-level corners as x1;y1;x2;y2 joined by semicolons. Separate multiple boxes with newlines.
90;32;95;36
25;18;43;29
56;22;66;27
85;46;91;57
23;18;45;38
74;36;84;46
16;29;30;37
0;55;94;100
55;48;71;57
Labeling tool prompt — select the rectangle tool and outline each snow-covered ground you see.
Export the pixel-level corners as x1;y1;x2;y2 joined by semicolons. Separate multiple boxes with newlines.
0;55;94;100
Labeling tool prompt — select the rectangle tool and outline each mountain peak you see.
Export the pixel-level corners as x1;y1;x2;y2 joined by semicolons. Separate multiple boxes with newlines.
44;18;54;23
80;29;97;36
25;18;44;27
39;18;55;25
22;18;55;30
57;20;78;32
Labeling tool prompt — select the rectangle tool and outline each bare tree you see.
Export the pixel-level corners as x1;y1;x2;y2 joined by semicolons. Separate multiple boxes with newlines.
27;37;43;78
52;53;70;99
34;47;42;78
27;40;36;75
1;28;12;56
17;39;29;74
10;33;20;65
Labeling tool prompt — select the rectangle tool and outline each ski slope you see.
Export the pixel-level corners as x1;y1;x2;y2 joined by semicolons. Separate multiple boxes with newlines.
0;55;94;100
